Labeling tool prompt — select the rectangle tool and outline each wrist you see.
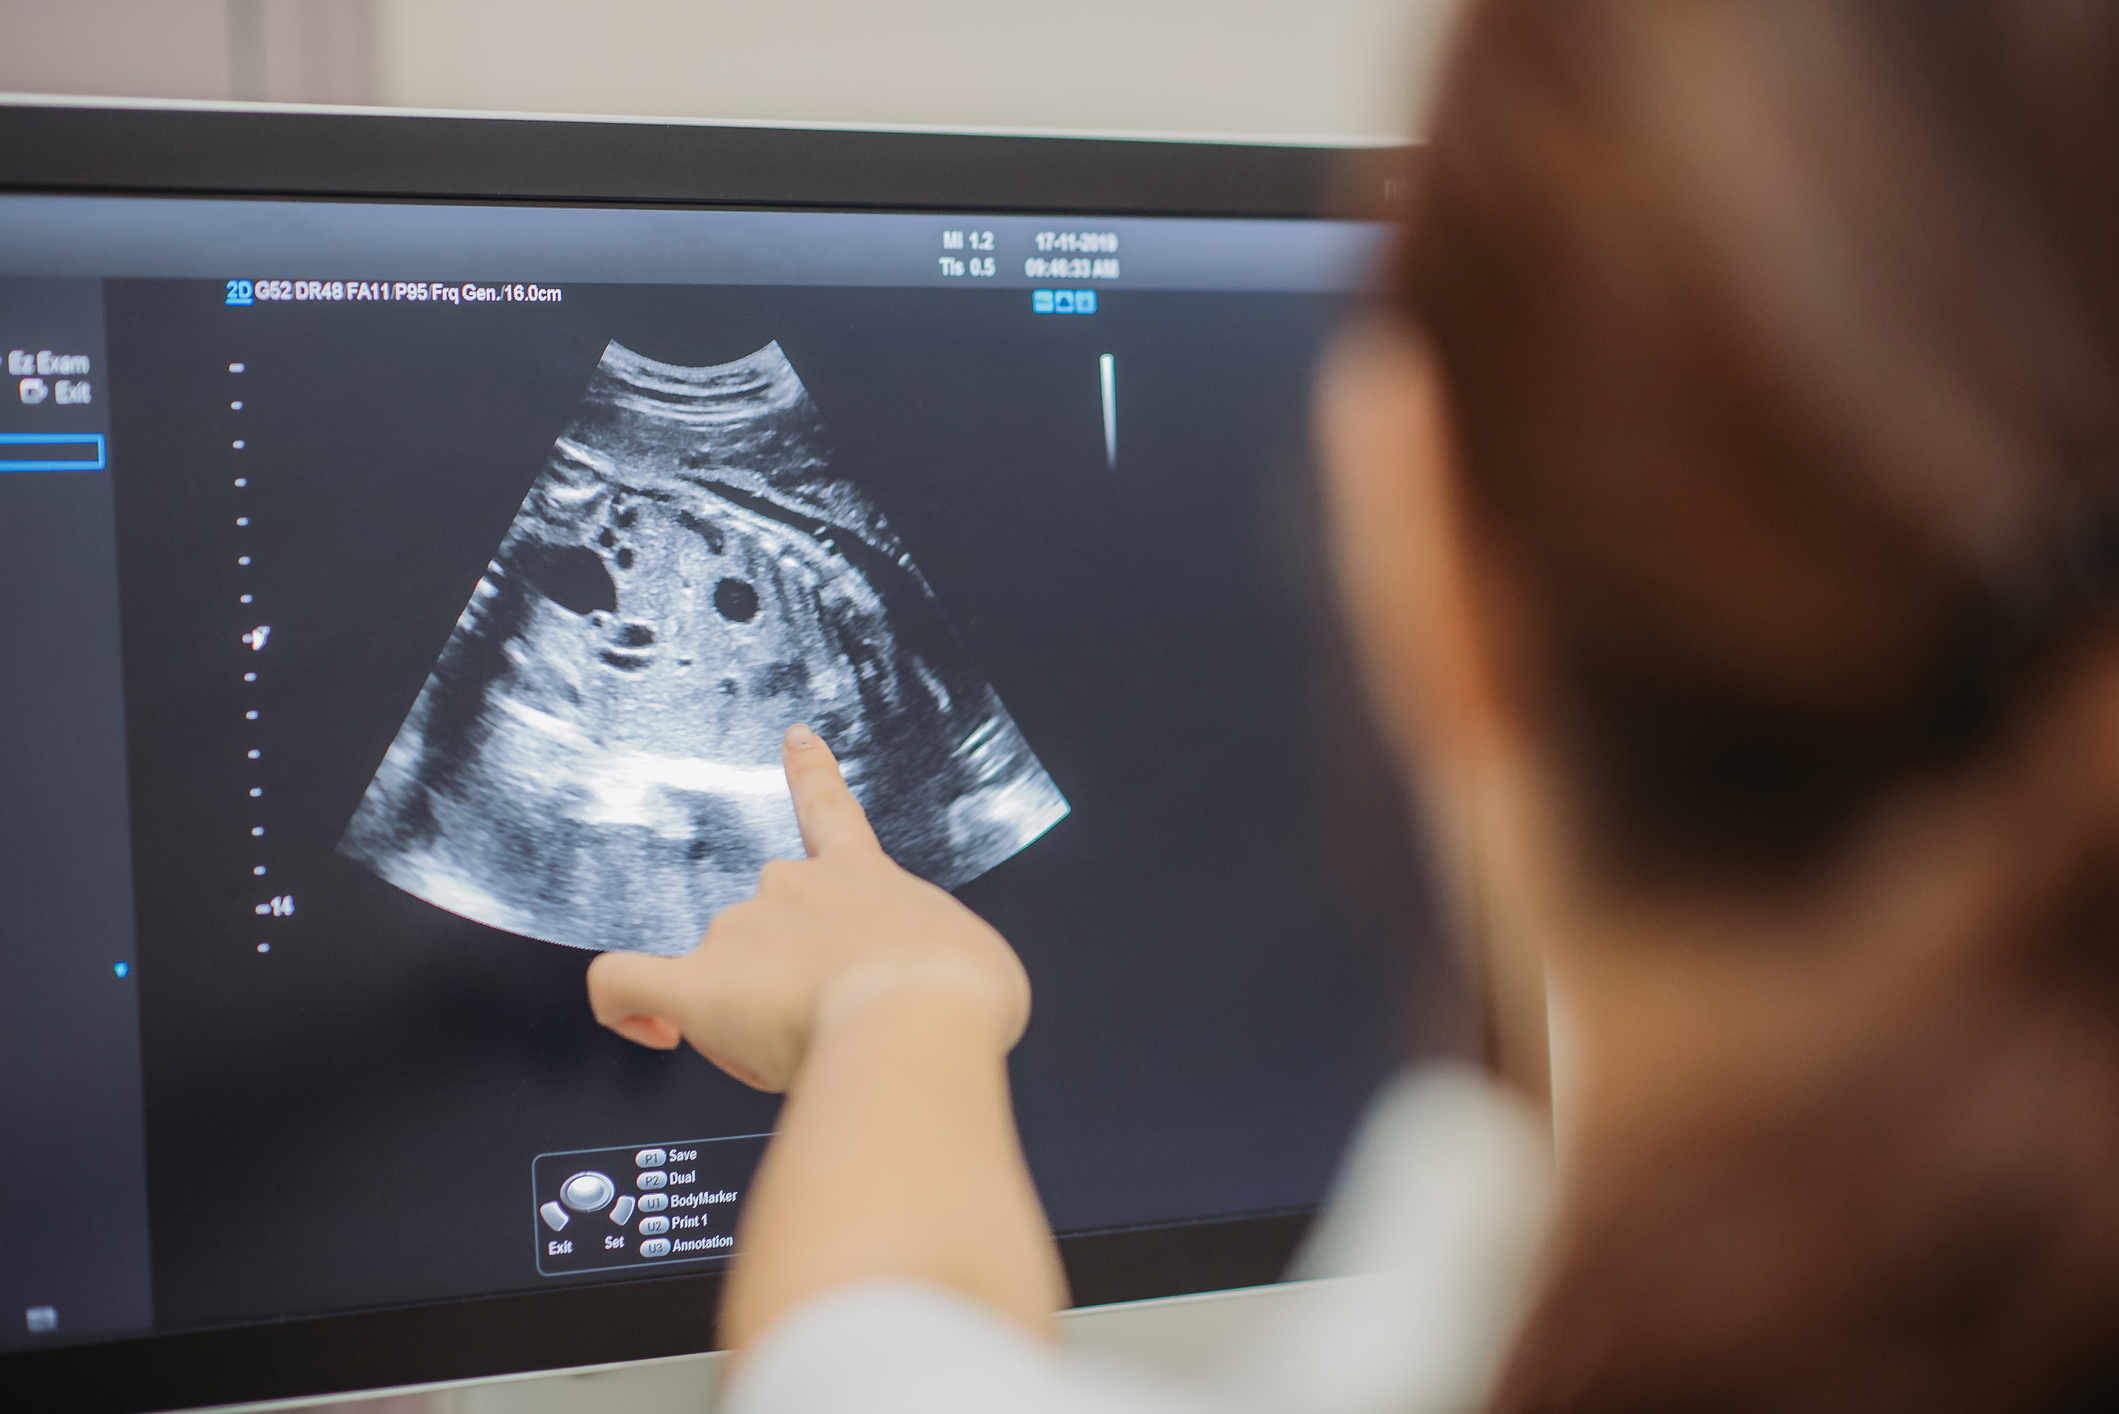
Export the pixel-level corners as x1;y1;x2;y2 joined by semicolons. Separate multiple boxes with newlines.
810;962;1022;1059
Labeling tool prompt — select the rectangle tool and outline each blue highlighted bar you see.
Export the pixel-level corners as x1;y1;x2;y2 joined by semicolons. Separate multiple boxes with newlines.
1032;289;1098;314
0;432;107;472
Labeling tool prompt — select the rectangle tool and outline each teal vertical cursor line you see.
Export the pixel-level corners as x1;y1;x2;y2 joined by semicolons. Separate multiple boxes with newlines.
1099;354;1116;470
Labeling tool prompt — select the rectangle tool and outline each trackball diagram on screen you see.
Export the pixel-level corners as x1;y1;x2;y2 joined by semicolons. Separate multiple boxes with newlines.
338;339;1069;955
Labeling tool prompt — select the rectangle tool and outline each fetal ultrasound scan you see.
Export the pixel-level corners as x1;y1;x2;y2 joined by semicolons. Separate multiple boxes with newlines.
338;339;1069;955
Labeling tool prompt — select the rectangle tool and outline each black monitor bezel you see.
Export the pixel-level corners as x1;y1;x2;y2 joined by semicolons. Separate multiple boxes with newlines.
0;100;1406;1412
0;101;1406;216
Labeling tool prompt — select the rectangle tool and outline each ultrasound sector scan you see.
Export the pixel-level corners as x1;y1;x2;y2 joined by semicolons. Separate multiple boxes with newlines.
338;338;1070;955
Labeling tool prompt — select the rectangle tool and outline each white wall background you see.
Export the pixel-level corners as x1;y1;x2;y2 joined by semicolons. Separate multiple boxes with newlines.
0;0;1454;139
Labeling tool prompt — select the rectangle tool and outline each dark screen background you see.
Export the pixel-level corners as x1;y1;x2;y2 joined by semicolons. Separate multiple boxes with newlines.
100;279;1434;1331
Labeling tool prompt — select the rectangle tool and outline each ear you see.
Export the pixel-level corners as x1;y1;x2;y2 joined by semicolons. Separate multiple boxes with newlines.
1315;317;1555;1105
1315;318;1521;806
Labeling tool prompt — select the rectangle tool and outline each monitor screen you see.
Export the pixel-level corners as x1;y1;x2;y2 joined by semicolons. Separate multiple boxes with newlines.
0;115;1436;1406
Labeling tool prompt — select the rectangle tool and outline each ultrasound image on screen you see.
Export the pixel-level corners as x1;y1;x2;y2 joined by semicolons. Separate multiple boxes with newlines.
338;339;1070;955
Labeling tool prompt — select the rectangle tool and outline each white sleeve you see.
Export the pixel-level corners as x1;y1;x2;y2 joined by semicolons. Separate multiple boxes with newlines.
1209;1066;1554;1414
724;1065;1551;1414
728;1280;1218;1414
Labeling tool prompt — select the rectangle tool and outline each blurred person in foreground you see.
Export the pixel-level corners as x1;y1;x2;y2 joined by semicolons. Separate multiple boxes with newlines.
586;1;2119;1409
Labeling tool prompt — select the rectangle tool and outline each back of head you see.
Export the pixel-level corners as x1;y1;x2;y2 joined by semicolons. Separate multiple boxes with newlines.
1393;0;2119;1407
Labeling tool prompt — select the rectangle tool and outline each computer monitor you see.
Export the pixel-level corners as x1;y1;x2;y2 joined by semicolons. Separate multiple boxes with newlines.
0;101;1449;1412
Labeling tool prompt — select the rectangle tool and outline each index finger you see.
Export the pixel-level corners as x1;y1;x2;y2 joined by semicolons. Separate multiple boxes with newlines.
781;724;881;857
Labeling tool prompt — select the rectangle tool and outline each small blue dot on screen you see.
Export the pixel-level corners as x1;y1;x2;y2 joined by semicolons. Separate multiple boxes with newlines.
114;962;129;978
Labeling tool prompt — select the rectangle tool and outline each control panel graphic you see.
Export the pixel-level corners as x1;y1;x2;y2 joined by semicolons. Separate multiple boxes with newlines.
530;1133;770;1277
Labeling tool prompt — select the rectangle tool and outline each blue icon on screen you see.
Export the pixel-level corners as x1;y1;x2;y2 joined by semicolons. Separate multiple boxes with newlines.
1031;289;1099;315
114;962;129;978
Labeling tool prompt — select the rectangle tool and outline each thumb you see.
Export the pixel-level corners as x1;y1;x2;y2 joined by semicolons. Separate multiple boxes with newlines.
586;950;692;1049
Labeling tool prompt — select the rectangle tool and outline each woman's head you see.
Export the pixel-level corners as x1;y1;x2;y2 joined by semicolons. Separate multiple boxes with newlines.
1320;0;2119;1405
1392;0;2119;879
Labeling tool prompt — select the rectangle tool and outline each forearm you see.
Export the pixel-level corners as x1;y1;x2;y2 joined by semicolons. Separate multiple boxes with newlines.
719;984;1067;1350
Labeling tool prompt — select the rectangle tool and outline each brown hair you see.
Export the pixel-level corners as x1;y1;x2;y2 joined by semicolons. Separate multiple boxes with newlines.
1393;0;2119;1406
